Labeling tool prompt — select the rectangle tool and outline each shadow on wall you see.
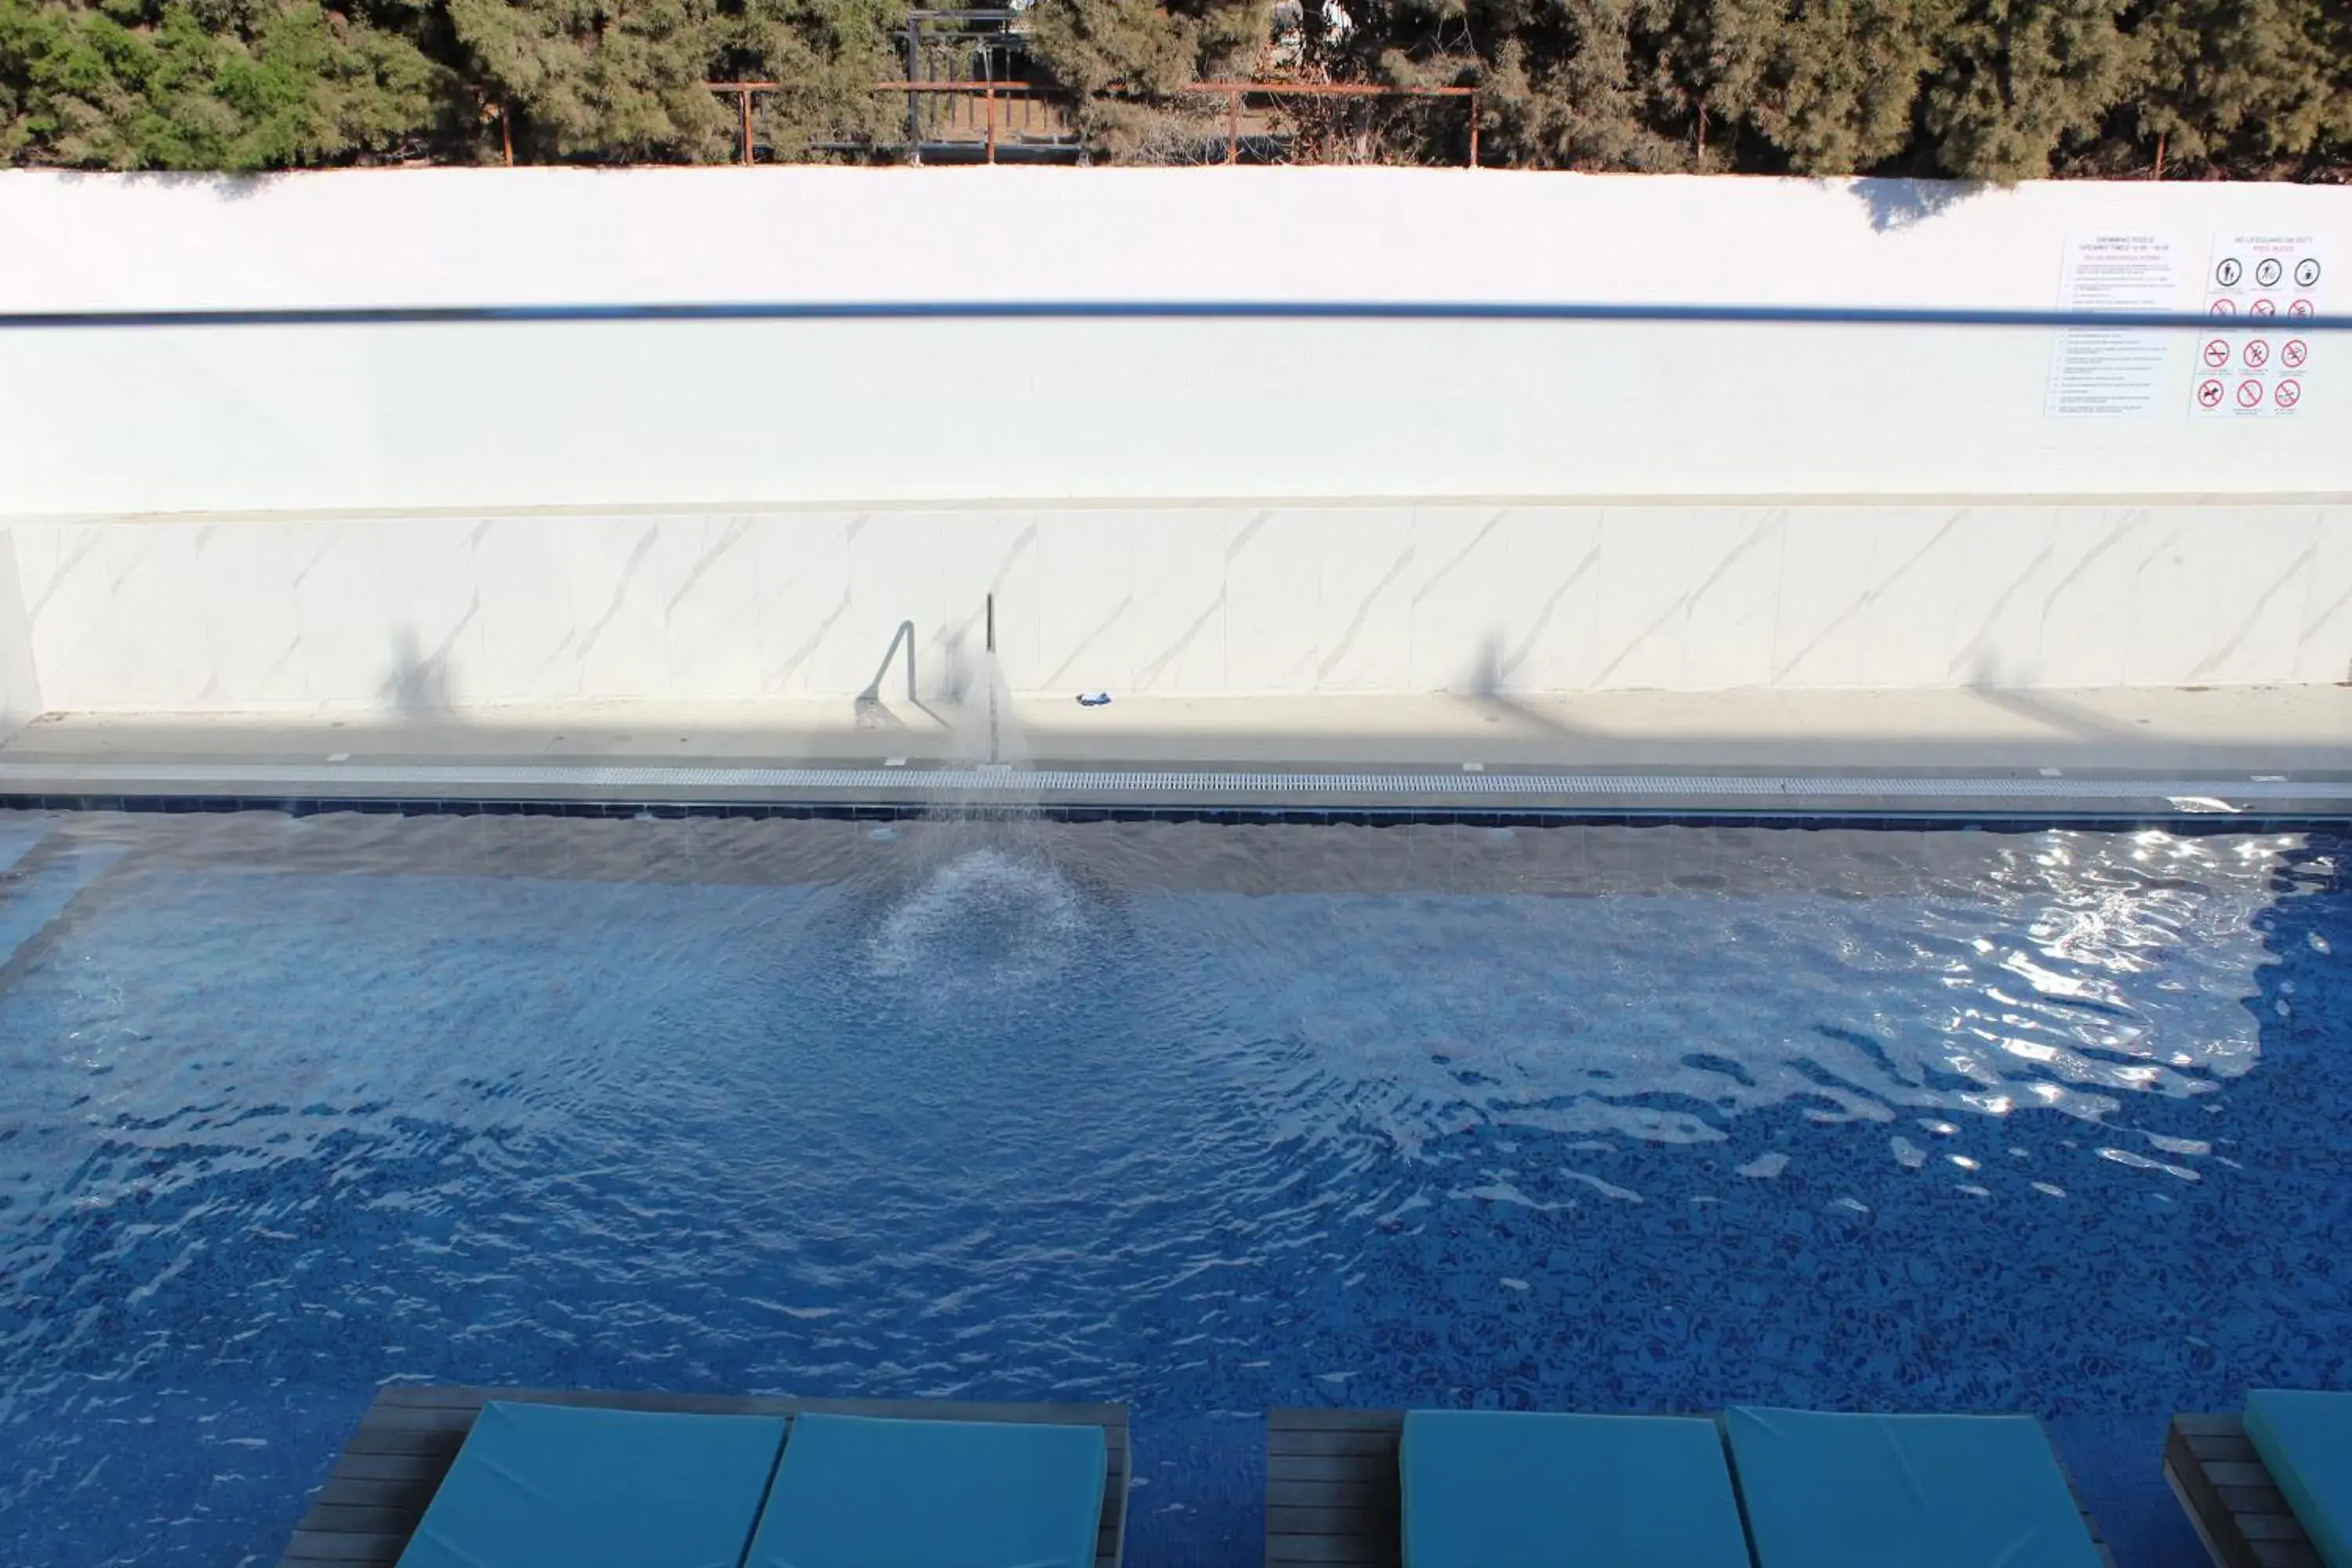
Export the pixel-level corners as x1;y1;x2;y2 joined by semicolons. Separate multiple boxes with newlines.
1958;653;2141;743
384;626;459;720
1845;178;1980;234
0;532;42;734
1465;629;1588;739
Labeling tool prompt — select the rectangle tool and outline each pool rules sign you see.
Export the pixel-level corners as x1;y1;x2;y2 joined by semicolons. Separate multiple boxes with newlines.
2045;233;2181;416
2194;234;2325;418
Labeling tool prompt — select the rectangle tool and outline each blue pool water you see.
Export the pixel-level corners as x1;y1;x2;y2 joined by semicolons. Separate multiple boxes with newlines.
1;808;2347;1566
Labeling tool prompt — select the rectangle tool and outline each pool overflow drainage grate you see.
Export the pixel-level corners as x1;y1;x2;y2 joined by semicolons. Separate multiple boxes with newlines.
2;760;2349;805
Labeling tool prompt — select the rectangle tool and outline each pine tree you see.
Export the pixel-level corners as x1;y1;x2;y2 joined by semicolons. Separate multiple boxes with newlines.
2131;0;2347;177
1473;0;1686;171
1748;0;1927;172
1913;0;2143;180
1;0;441;168
719;0;897;161
3;0;2347;174
442;0;729;162
1025;0;1268;162
1648;0;1779;168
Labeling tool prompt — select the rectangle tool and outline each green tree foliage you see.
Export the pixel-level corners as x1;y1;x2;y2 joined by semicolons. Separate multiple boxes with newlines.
1;0;442;167
1025;0;1265;160
2130;0;2350;177
722;0;898;160
1747;0;1929;174
2;0;2347;176
1912;0;2143;180
443;0;729;162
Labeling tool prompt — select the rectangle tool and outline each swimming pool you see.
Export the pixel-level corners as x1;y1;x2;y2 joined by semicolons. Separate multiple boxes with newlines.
0;807;2344;1566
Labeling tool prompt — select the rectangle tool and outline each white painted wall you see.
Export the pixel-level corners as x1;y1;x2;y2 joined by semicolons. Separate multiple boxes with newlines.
9;503;2346;709
2;169;2347;515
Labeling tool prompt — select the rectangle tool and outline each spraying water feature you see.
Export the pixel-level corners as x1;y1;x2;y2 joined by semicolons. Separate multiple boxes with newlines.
863;590;1087;989
985;593;997;765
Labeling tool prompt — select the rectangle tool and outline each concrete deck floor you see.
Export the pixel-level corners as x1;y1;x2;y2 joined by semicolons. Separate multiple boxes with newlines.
2;685;2347;815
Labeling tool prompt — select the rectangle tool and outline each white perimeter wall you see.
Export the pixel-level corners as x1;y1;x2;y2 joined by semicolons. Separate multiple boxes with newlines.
9;504;2347;710
1;168;2348;513
3;170;2349;709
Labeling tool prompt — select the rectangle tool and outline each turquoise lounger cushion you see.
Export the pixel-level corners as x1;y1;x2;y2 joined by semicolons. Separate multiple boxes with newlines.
395;1400;788;1568
2245;1389;2352;1568
746;1411;1107;1568
1399;1410;1751;1568
1722;1406;2100;1568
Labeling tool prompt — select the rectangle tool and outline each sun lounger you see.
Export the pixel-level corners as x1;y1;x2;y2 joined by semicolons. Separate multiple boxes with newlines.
1722;1406;2107;1568
1400;1409;1750;1567
2166;1389;2352;1568
393;1401;786;1568
278;1385;1128;1568
1266;1405;2112;1568
1268;1407;1749;1568
746;1410;1107;1568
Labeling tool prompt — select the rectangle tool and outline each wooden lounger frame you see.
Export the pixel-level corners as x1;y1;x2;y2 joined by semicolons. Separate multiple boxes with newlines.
277;1385;1130;1568
1265;1407;2118;1568
2165;1414;2322;1568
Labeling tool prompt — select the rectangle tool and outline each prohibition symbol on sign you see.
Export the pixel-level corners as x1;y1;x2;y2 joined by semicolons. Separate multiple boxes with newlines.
2276;379;2302;410
2284;339;2310;369
2203;340;2232;368
2296;258;2323;288
2245;339;2271;369
2210;298;2238;316
2238;379;2266;408
2257;257;2285;287
2217;259;2245;287
2198;379;2226;408
2252;298;2278;317
2292;299;2317;318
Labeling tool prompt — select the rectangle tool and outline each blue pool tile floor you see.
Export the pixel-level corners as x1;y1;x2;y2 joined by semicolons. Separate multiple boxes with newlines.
0;809;2345;1565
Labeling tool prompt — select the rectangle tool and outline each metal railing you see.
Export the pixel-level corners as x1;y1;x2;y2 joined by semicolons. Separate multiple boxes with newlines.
707;79;1482;167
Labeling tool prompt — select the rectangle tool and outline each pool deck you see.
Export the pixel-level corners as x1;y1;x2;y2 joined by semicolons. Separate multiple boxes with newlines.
280;1385;1131;1568
2162;1414;2321;1568
5;685;2350;819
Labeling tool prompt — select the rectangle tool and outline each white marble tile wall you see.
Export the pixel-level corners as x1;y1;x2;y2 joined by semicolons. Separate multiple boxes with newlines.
0;530;41;730
7;505;2350;712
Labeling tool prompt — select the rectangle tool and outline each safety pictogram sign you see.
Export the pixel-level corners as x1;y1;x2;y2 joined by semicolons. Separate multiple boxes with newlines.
2194;232;2327;417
